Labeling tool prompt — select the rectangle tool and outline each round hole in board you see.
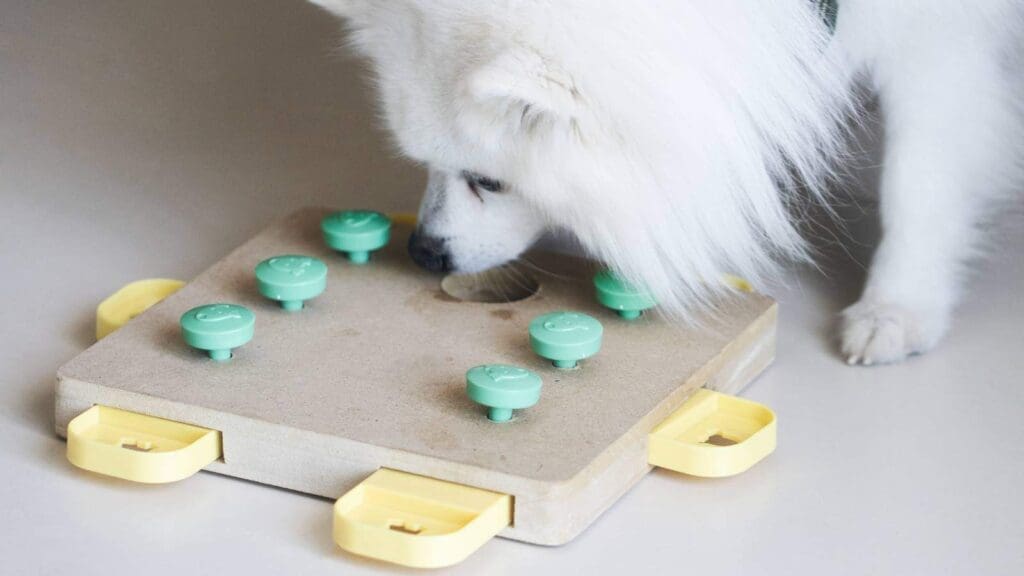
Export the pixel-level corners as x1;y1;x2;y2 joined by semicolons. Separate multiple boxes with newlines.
440;265;539;303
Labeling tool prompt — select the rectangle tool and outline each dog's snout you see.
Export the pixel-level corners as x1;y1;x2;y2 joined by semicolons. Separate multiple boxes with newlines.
408;231;452;273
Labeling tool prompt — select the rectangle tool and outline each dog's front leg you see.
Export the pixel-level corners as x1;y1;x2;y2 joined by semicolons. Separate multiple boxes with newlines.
841;44;1018;365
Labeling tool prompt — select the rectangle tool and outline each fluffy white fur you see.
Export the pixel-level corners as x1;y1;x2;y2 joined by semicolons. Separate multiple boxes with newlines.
310;0;1023;365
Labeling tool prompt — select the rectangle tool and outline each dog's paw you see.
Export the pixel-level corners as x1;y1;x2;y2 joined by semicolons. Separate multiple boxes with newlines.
839;299;949;366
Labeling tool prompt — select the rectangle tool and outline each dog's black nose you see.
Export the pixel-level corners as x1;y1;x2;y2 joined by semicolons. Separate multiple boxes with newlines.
408;231;452;273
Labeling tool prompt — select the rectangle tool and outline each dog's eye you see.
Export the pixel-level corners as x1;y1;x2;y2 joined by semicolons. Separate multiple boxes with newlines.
462;171;503;195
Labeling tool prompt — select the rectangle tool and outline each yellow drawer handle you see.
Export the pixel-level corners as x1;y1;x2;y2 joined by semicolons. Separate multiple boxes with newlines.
66;406;221;484
389;212;418;228
333;468;511;568
649;389;776;477
96;278;185;340
722;273;754;293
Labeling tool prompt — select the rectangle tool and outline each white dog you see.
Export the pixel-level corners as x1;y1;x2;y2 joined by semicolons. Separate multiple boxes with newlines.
310;0;1023;365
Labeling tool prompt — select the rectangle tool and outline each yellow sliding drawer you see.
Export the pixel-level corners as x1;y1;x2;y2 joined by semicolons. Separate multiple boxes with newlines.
649;389;776;478
66;405;221;484
333;468;512;568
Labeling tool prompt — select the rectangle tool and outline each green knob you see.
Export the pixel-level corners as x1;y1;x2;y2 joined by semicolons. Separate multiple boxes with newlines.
593;270;657;320
255;255;328;311
529;311;603;369
321;210;391;264
180;304;255;361
466;365;543;422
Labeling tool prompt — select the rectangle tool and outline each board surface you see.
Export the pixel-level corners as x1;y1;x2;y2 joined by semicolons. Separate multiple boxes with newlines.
55;207;777;545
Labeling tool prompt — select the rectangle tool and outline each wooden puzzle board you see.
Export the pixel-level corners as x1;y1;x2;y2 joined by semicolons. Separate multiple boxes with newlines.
55;207;777;545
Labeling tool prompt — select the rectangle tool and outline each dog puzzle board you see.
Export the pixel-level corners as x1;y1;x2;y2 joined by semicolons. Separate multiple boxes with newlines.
55;207;777;545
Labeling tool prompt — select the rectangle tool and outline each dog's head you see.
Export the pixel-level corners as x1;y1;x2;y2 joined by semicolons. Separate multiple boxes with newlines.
312;0;850;318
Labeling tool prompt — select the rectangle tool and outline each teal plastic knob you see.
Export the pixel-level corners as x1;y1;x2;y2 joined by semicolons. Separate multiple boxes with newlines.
466;365;543;422
321;210;391;264
255;255;328;311
529;311;603;369
593;270;657;320
180;304;255;361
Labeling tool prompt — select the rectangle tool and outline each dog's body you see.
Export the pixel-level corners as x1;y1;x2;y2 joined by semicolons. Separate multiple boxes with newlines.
311;0;1023;365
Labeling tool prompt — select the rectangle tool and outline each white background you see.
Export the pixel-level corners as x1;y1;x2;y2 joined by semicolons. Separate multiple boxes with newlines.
2;2;1022;574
